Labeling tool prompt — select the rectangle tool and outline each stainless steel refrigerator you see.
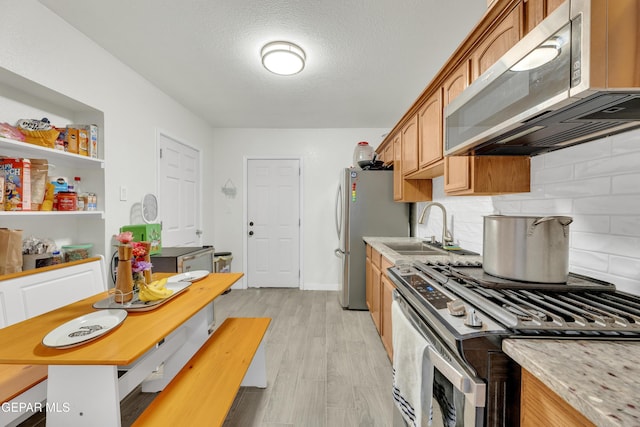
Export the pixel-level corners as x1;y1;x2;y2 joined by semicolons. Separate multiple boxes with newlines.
334;168;409;309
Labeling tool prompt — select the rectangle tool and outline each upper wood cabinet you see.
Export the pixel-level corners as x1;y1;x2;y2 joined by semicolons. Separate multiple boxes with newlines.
443;61;472;193
382;142;394;165
379;0;536;198
470;2;523;80
523;0;565;34
401;114;419;175
444;1;531;195
418;89;443;170
392;128;432;203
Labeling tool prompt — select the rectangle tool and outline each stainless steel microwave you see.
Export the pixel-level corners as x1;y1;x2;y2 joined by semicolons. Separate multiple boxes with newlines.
445;0;640;157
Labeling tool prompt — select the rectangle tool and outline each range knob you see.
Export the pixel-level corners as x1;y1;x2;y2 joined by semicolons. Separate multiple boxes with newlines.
447;299;466;316
464;309;483;328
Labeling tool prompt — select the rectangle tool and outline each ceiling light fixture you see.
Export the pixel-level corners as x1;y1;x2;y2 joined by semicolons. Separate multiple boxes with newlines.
261;41;306;75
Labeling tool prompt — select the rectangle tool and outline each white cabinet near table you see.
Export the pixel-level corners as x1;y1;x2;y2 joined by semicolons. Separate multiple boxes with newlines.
0;66;106;259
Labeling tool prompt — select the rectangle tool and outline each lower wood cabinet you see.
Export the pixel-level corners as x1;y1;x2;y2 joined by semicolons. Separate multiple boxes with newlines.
365;244;395;361
520;369;595;427
380;258;395;361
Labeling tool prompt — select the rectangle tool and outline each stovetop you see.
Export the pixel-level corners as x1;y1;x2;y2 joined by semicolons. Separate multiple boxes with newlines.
389;260;640;340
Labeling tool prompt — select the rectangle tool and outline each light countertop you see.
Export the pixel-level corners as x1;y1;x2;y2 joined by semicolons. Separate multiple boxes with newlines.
364;236;640;427
504;339;640;427
362;236;482;265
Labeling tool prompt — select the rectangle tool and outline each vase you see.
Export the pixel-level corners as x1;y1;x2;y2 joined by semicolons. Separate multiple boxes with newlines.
115;244;134;303
141;241;153;283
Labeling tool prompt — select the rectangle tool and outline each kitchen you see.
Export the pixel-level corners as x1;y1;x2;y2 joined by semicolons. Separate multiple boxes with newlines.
1;0;639;426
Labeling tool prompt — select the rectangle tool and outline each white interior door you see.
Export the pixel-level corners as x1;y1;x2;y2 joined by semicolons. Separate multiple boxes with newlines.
158;131;201;247
247;159;300;288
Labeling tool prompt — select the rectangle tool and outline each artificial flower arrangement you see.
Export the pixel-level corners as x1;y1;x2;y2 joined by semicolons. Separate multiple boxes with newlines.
114;231;153;302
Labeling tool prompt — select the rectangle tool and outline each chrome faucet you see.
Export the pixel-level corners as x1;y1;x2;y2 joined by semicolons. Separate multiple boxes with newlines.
418;202;453;246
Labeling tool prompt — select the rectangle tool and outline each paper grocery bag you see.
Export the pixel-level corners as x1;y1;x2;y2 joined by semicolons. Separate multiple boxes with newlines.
0;228;23;274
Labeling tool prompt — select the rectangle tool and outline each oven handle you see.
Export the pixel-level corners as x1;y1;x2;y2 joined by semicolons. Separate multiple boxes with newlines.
426;347;470;393
393;291;486;406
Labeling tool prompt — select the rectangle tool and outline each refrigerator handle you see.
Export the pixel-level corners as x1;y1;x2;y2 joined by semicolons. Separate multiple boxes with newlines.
335;185;343;239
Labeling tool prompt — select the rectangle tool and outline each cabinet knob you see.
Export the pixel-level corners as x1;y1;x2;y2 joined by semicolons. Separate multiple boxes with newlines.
249;221;254;226
249;231;254;236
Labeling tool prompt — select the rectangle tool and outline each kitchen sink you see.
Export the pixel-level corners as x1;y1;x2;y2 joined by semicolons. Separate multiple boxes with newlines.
385;241;479;256
384;242;448;256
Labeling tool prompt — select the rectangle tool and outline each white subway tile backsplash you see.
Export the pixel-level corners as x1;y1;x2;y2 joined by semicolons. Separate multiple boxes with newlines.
609;256;640;282
571;231;640;258
610;128;640;155
570;249;609;272
574;195;640;215
611;216;640;237
520;198;572;214
410;134;640;294
544;138;611;168
570;215;610;233
533;164;573;184
575;151;640;178
612;173;640;194
543;177;610;198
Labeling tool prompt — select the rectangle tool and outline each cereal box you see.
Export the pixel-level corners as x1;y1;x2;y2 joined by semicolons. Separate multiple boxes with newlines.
1;158;31;211
72;124;99;158
65;127;79;154
77;127;89;156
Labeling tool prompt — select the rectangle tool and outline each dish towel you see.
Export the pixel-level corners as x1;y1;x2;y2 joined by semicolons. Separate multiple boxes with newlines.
391;300;434;427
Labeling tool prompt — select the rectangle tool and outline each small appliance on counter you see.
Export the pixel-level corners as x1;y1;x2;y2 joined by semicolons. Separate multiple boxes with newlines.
150;246;215;273
151;246;216;333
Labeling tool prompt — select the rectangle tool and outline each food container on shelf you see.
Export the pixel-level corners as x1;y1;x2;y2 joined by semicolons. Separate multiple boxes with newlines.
62;243;93;262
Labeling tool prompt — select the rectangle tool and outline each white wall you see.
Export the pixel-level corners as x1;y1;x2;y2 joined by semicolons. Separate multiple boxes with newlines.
415;129;640;295
211;128;387;289
0;0;215;258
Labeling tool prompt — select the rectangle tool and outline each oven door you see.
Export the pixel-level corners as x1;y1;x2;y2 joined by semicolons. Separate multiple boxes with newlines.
392;290;486;427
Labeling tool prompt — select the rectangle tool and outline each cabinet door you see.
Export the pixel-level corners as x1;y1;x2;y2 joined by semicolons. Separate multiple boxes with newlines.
521;369;595;427
371;264;382;333
380;258;395;361
471;3;523;80
443;61;471;193
365;253;372;311
524;0;564;33
392;133;403;201
418;89;443;169
383;143;394;166
401;114;419;176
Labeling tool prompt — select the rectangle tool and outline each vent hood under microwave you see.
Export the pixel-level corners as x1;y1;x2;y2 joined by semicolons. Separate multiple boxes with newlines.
445;0;640;157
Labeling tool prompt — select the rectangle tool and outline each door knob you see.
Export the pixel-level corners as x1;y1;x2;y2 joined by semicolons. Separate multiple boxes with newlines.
249;231;254;236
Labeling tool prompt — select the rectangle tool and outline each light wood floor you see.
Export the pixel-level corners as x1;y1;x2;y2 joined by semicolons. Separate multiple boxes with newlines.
19;289;394;427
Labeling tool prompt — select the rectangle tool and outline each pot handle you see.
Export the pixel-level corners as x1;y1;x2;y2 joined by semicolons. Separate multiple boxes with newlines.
529;216;573;237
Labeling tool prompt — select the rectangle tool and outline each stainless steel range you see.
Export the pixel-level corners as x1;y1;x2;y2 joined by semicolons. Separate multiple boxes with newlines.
388;260;640;427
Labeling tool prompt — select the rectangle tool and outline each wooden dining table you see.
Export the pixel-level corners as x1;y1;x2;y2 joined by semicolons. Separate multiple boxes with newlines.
0;272;243;427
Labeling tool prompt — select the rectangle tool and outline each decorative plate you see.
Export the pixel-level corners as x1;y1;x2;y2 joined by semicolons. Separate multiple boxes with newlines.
167;270;209;283
42;309;127;349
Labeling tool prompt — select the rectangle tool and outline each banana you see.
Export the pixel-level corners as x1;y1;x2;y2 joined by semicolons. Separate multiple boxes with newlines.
138;279;173;302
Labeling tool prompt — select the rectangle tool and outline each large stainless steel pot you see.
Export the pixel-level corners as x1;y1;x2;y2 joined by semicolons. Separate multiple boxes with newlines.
483;215;573;283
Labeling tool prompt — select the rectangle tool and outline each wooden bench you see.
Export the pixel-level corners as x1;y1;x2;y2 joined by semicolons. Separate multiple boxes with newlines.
0;257;107;426
133;317;271;427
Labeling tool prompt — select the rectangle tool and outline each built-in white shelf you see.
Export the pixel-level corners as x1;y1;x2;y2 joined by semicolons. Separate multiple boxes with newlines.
0;136;103;169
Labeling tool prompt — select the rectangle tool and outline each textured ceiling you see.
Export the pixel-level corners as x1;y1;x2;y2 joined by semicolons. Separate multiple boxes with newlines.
38;0;487;129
